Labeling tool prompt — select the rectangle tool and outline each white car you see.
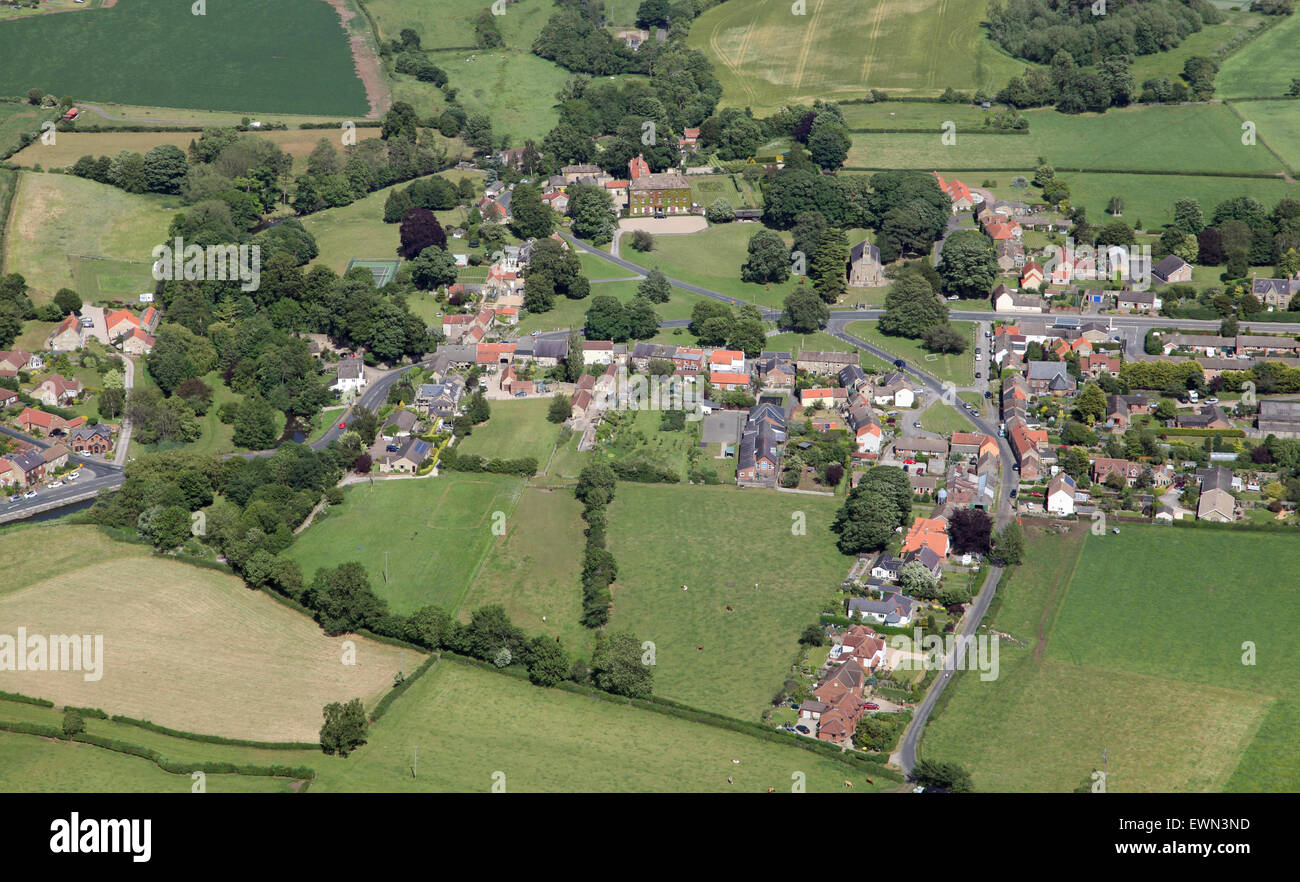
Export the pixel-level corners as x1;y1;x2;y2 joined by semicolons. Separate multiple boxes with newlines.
23;490;37;499
49;481;62;488
67;471;80;480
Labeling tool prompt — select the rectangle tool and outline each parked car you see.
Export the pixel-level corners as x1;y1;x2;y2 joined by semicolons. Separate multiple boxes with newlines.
1009;489;1018;498
23;490;37;499
1205;397;1219;404
67;471;80;480
975;371;981;379
48;481;62;488
984;390;993;399
385;444;399;453
864;702;879;710
795;724;810;734
912;421;922;428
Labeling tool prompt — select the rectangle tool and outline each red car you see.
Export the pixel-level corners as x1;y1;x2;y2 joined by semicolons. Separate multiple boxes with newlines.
864;702;879;710
337;421;347;429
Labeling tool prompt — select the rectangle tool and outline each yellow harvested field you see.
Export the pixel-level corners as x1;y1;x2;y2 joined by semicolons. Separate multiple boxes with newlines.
0;528;413;742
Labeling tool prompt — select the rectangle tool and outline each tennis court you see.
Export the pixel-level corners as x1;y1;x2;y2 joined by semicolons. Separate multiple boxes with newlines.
346;258;402;288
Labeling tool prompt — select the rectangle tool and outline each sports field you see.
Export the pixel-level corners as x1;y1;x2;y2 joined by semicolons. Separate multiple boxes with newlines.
604;483;853;720
310;658;893;792
284;474;526;615
346;258;402;288
1;171;175;303
689;0;1027;110
922;523;1300;792
0;0;368;116
1216;9;1300;98
0;526;408;743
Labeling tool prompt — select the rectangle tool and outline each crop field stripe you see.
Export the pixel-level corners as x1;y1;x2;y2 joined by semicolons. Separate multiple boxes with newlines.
791;0;826;90
860;1;887;86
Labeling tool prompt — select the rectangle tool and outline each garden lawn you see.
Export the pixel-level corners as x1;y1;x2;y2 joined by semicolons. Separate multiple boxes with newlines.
845;320;976;385
603;483;852;720
310;658;893;792
284;473;526;615
919;403;972;436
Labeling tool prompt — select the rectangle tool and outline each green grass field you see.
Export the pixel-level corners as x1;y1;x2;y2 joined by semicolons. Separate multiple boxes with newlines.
310;658;892;792
0;731;297;793
284;474;526;615
690;174;761;209
0;0;368;115
458;398;562;464
922;523;1300;792
1229;100;1300;175
689;0;1027;110
604;483;852;720
301;171;485;274
68;256;156;300
2;171;176;303
762;330;893;373
919;402;972;435
845;320;976;386
619;222;802;309
457;486;590;650
847;104;1287;176
365;0;571;141
1216;10;1300;98
0;102;54;157
516;279;699;335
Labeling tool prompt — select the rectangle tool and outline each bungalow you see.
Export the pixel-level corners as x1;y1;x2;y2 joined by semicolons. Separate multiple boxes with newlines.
993;285;1044;314
1177;405;1231;430
1197;466;1235;522
870;553;903;582
33;374;83;408
377;437;432;474
892;436;948;460
381;409;419;441
1116;290;1160;314
1152;255;1193;285
1046;471;1077;515
848;593;917;627
68;424;112;455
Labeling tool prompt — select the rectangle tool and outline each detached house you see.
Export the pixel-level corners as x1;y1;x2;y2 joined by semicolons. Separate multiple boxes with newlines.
1046;471;1077;515
68;424;112;455
33;374;83;408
